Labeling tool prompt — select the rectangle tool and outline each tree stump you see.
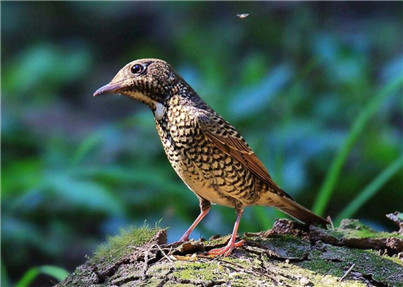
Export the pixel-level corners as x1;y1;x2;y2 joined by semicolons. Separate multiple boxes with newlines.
56;216;403;287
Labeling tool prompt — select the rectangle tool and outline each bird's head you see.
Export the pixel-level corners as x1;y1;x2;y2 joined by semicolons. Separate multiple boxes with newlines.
94;58;181;109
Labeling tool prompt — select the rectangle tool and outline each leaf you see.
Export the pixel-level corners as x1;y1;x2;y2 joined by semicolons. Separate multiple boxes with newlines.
335;154;403;223
42;173;124;216
15;265;69;287
313;74;403;215
1;260;10;287
229;64;294;119
71;131;104;165
3;43;92;100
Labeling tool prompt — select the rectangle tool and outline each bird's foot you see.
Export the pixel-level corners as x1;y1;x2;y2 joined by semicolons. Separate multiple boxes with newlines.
178;235;190;242
208;239;245;256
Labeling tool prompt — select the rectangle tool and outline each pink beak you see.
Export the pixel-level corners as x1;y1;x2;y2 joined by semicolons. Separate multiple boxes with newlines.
93;82;123;97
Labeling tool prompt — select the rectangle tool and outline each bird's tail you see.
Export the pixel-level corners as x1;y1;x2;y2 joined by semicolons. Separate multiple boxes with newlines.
258;191;329;226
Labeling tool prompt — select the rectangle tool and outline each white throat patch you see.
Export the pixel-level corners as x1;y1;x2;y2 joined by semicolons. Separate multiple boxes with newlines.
154;102;166;120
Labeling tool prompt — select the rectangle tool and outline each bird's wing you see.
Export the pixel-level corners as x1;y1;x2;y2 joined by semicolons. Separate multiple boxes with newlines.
197;112;291;199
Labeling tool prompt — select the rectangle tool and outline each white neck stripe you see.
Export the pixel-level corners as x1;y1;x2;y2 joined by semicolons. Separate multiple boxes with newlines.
154;101;166;120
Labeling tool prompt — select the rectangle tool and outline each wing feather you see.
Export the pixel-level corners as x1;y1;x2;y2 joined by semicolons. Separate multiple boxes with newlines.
197;113;292;199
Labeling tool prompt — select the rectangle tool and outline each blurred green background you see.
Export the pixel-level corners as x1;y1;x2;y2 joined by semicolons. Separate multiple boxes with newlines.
2;2;403;286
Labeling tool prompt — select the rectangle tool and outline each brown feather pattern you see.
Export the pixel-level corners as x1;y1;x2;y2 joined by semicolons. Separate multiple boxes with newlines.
94;58;329;243
197;113;293;200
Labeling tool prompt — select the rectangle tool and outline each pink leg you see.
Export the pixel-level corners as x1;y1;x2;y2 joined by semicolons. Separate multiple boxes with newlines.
179;207;210;242
208;209;244;256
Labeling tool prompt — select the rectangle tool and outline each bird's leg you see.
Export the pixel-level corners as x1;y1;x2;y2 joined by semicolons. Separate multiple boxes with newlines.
208;208;244;256
179;199;211;242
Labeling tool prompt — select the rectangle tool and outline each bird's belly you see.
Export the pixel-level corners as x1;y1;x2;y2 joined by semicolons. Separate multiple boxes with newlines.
179;173;237;208
156;120;257;207
163;144;260;208
172;151;253;208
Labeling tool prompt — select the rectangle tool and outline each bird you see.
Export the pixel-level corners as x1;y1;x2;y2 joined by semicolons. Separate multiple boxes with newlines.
94;58;329;256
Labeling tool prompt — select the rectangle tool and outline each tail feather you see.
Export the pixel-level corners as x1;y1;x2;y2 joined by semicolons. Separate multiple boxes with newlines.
278;197;329;226
259;192;329;226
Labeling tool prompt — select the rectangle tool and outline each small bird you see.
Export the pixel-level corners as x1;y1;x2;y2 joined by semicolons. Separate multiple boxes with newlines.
94;59;328;255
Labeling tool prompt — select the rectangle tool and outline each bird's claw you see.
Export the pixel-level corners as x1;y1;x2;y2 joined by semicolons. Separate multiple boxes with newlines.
207;239;245;256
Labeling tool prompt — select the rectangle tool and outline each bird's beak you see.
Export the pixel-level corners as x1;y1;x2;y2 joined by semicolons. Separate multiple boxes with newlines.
93;82;124;97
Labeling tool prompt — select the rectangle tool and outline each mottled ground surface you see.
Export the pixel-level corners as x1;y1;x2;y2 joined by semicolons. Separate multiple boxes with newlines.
57;218;403;287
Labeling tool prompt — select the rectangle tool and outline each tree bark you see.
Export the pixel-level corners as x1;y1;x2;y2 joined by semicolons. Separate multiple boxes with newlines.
56;216;403;287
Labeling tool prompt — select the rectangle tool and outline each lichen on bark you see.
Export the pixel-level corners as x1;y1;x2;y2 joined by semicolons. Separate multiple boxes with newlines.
56;216;403;287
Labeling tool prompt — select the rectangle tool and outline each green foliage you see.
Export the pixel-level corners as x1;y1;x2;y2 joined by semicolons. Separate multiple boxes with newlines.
2;261;10;287
313;75;403;215
4;43;92;101
2;2;402;286
15;266;69;287
336;155;403;224
334;219;403;239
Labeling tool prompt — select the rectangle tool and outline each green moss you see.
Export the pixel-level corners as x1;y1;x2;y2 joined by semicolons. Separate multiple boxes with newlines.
61;219;402;286
163;283;196;287
265;260;365;286
251;235;311;259
171;260;270;286
336;219;402;239
299;259;348;277
174;261;222;281
93;225;161;263
299;243;403;285
219;255;258;268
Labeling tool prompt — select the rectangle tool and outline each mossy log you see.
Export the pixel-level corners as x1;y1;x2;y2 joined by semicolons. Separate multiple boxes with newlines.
57;214;403;287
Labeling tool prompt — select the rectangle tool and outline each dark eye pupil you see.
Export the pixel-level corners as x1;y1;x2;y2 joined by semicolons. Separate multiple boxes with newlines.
131;64;143;74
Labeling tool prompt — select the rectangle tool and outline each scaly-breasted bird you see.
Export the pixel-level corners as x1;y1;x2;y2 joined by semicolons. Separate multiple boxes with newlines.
94;59;329;255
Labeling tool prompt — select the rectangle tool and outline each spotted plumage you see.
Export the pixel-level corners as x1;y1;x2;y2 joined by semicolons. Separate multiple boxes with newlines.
94;58;329;255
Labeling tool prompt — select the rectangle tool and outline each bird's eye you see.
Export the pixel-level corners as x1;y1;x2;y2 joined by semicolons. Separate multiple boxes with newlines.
131;64;145;74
